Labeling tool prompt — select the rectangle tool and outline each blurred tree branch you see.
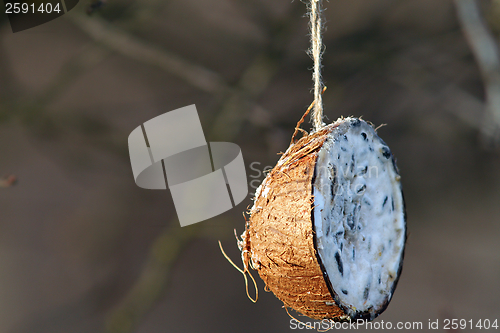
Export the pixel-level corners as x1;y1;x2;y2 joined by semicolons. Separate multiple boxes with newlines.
66;11;283;142
454;0;500;147
387;53;485;130
67;13;229;95
209;1;307;140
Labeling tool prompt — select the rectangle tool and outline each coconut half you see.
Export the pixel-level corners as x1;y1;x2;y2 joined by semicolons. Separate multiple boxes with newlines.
239;117;406;321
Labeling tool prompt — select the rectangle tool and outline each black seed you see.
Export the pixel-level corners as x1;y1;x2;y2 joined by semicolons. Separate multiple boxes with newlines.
381;146;391;159
391;197;395;211
357;184;366;193
329;165;337;198
363;286;370;300
378;274;381;284
336;231;344;237
363;285;370;301
360;166;368;175
326;224;330;236
341;146;347;152
342;289;349;295
352;248;355;260
337;154;340;159
361;132;368;140
335;252;344;276
352;119;361;127
340;243;343;252
343;135;348;141
369;146;374;152
382;196;388;208
363;198;371;206
350;155;355;173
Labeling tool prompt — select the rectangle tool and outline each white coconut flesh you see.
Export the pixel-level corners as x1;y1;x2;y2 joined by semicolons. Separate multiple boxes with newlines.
313;118;406;320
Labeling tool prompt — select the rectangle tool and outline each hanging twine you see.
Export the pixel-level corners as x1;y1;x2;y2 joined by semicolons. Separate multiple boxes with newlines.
309;0;325;131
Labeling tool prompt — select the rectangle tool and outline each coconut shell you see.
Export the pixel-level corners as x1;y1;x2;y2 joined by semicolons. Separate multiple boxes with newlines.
239;119;406;321
240;124;348;320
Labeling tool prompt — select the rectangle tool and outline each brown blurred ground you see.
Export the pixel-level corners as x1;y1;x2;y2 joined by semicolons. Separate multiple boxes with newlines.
0;0;499;332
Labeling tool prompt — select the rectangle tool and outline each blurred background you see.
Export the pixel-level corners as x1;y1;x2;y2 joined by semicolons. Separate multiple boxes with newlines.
0;0;500;332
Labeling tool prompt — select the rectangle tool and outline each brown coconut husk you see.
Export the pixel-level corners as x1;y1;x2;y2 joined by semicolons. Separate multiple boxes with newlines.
239;122;349;321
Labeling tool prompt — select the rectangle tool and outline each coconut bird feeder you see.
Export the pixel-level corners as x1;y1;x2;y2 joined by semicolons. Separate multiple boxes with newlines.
224;0;406;323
